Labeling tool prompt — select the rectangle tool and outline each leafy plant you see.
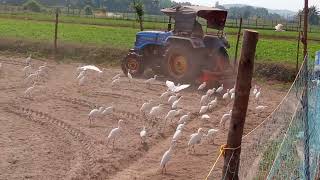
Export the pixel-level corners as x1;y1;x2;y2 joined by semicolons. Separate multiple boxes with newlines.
23;0;42;12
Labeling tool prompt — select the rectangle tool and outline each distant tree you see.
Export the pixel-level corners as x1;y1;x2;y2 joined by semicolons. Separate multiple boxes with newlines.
23;0;42;12
215;1;225;9
132;0;144;31
84;5;93;15
298;5;320;25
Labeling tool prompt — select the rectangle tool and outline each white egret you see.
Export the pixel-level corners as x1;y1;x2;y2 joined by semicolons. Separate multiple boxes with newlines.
106;119;124;150
199;105;209;115
140;100;154;116
160;140;177;174
216;84;224;94
220;110;232;129
171;96;182;109
201;114;210;121
205;129;219;144
222;89;230;100
188;128;204;153
200;94;209;106
140;126;147;144
178;112;191;124
198;82;206;90
88;107;104;126
25;55;32;65
145;75;157;88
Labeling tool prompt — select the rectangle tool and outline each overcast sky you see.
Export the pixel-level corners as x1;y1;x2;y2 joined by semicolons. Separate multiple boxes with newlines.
174;0;319;11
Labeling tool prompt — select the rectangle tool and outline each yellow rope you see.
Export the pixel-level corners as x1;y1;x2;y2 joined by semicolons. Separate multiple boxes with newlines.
205;144;241;180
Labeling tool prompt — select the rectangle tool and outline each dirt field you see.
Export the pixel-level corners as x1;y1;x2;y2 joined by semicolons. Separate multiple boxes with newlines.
0;56;285;180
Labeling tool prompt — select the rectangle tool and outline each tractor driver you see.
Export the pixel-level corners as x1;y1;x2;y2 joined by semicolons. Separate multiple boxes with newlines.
192;20;204;38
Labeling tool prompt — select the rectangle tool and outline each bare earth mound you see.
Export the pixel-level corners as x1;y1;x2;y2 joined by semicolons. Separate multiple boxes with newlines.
0;56;285;179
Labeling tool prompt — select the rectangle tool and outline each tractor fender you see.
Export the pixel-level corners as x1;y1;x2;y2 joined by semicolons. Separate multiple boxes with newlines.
166;36;205;48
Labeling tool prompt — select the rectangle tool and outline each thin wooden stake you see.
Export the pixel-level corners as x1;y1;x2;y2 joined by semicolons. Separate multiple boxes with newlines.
234;18;243;70
222;30;259;180
54;9;59;57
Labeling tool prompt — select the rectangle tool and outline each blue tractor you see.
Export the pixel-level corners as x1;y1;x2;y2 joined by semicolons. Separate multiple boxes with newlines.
121;5;233;86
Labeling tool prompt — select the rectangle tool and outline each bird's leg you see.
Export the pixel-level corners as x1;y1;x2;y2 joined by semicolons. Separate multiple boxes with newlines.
112;138;115;151
164;165;167;174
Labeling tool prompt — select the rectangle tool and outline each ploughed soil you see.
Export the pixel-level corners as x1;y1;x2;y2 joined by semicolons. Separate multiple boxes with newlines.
0;56;285;179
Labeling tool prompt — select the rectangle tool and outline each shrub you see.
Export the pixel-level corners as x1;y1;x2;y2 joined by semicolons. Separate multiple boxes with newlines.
23;0;42;12
84;5;93;15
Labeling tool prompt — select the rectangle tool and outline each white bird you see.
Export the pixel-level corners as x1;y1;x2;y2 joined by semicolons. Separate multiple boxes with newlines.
159;90;173;103
165;110;179;123
205;129;219;144
111;77;121;87
178;112;191;124
172;129;183;142
160;140;177;174
112;73;121;81
222;89;230;100
275;24;285;32
24;83;38;98
231;93;235;100
198;82;207;90
176;122;186;131
201;114;210;121
252;85;258;97
78;75;88;86
23;65;32;77
200;94;209;106
168;94;181;104
206;88;215;96
216;84;224;94
188;128;204;153
229;86;235;94
220;110;232;129
25;73;38;84
77;70;86;80
88;107;104;126
127;71;133;82
208;97;218;111
25;55;32;65
145;75;157;88
166;80;190;93
140;126;147;144
101;105;114;117
149;104;165;119
78;65;102;73
255;88;261;104
199;105;209;115
106;119;124;150
140;100;154;115
171;96;182;109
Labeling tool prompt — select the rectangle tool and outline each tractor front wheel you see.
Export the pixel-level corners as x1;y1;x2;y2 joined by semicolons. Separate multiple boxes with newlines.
121;52;145;77
163;46;200;82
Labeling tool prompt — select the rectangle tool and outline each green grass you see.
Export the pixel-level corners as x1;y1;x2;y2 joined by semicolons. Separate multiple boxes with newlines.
0;17;318;64
1;12;320;40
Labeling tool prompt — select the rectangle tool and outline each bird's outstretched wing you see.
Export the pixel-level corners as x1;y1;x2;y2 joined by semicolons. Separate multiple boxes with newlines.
79;65;102;73
166;80;190;93
175;84;190;92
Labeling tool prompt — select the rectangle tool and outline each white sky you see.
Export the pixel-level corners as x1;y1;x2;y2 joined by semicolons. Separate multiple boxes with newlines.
174;0;319;12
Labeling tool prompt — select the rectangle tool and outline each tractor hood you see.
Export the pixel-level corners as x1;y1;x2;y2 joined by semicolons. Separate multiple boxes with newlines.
161;6;227;31
135;31;173;50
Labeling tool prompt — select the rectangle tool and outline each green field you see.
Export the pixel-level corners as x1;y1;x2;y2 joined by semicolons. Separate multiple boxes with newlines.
1;12;320;40
0;17;318;64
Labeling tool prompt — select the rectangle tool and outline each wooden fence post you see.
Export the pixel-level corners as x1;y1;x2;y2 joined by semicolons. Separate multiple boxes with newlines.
54;9;59;58
222;30;259;180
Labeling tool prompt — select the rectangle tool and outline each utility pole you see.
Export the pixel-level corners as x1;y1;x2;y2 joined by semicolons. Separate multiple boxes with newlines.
303;0;308;58
222;30;259;180
54;8;59;57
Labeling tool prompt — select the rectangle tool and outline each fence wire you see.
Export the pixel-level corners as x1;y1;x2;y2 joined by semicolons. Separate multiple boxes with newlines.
239;55;320;179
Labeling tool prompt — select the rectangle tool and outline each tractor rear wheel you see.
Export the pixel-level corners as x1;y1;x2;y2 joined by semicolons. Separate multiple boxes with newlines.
163;46;200;82
121;52;145;77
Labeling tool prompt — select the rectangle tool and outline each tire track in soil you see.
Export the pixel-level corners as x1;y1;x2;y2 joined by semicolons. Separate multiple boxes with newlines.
53;95;142;122
3;105;109;179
